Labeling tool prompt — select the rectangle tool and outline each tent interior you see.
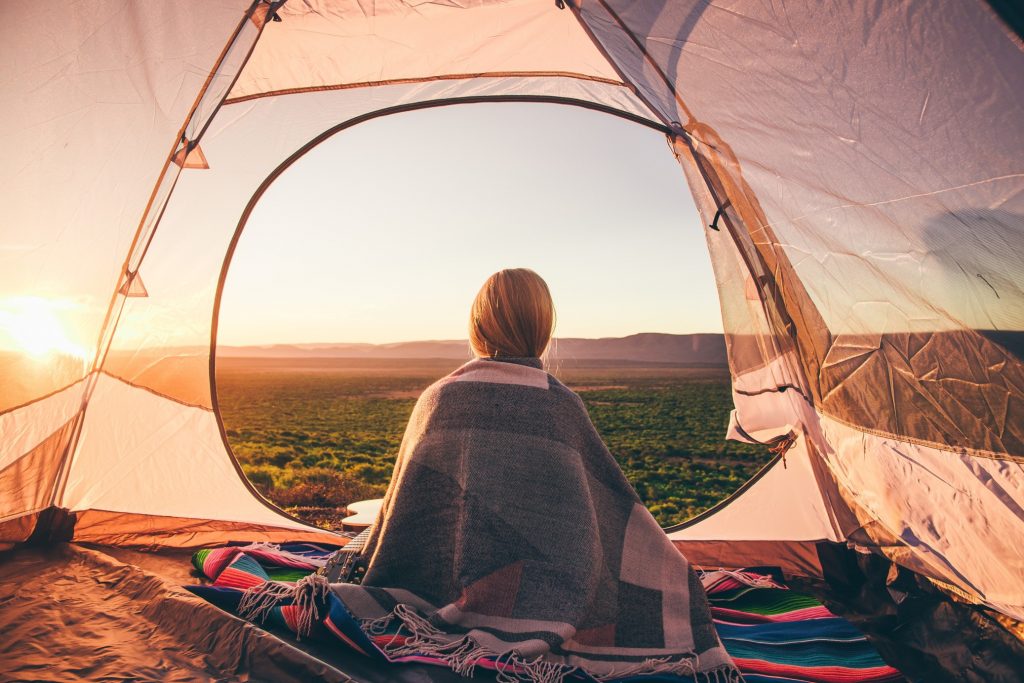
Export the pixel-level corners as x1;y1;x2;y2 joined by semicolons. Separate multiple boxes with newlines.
2;0;1023;681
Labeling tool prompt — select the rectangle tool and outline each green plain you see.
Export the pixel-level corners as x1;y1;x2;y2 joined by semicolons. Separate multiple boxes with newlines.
217;357;770;528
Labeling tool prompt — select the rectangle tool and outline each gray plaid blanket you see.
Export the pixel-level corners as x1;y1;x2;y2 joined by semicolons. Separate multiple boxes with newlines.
315;357;737;681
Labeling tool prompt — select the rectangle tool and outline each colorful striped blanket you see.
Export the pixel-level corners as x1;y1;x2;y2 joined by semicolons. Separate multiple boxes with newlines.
188;544;906;683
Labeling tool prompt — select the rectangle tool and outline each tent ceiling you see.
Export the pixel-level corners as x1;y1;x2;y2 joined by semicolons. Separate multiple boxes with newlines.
229;0;625;102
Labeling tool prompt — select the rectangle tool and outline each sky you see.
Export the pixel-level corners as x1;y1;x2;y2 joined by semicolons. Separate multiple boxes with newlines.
217;102;723;346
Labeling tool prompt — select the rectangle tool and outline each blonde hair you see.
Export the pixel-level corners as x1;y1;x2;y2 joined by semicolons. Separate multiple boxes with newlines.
469;269;555;359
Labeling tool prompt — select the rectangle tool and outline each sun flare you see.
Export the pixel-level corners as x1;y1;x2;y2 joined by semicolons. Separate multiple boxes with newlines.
0;297;90;361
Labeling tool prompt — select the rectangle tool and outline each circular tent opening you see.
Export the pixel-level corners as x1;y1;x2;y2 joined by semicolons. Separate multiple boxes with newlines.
213;102;771;530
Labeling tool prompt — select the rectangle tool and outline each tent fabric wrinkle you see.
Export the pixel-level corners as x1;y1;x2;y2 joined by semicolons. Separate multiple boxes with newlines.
0;380;87;471
579;0;1024;444
0;543;359;683
223;71;629;105
0;418;77;542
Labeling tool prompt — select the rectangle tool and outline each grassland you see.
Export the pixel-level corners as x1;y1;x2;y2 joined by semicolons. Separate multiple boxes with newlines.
216;357;771;528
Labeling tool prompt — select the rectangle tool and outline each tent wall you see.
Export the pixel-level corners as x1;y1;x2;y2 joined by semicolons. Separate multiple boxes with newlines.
59;82;656;549
0;0;257;412
817;414;1024;620
0;0;655;548
669;356;1024;620
572;0;1024;619
573;0;1024;457
62;374;324;540
667;441;839;580
0;381;85;542
0;0;337;547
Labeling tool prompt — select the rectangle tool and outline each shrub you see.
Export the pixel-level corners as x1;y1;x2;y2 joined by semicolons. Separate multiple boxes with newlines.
244;464;280;496
274;467;385;508
298;452;322;468
269;451;294;468
348;462;393;485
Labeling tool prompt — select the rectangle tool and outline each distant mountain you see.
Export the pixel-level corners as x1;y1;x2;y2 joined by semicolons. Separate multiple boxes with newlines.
218;333;727;365
551;333;726;364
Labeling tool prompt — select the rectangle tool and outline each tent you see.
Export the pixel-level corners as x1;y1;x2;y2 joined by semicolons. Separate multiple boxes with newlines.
2;0;1022;680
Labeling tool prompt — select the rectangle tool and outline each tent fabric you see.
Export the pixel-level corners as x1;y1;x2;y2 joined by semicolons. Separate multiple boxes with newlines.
588;0;1024;620
1;0;259;403
61;373;337;546
813;544;1024;683
573;0;1024;456
668;444;838;544
0;419;76;534
228;0;626;102
0;0;1021;661
0;543;370;683
816;413;1024;619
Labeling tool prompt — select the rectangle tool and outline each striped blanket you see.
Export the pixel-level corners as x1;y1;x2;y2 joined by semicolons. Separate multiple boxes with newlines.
188;546;905;682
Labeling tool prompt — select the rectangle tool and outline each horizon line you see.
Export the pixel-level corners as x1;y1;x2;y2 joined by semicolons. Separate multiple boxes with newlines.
218;331;725;348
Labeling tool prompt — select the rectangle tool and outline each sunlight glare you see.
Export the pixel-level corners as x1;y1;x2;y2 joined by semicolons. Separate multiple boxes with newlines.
0;297;90;361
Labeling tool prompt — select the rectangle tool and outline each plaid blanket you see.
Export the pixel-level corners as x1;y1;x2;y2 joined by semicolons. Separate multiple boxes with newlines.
238;357;739;682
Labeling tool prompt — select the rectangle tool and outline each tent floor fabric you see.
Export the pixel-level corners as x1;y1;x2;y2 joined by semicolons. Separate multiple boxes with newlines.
0;543;904;683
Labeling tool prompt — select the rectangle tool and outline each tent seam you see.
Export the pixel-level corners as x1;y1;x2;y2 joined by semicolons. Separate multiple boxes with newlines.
223;71;628;105
100;371;214;413
0;377;89;419
47;0;274;514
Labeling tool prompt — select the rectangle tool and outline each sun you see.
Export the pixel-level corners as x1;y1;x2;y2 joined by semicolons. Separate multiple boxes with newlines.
0;297;90;361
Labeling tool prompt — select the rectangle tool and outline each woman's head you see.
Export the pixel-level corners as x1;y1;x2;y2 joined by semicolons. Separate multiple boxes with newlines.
469;269;555;359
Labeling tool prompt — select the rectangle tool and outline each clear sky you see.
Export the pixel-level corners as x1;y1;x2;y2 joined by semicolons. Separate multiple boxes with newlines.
217;102;724;346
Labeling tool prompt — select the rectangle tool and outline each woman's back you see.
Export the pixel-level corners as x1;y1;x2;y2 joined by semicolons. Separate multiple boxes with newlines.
347;375;734;678
362;357;619;609
326;269;738;681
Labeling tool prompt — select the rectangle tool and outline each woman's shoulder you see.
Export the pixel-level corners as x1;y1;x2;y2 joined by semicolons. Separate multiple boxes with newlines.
420;358;584;408
543;371;587;407
407;359;602;453
441;357;550;388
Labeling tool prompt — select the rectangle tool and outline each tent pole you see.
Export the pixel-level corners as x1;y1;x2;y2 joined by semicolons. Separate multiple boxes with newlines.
43;0;276;516
566;0;827;403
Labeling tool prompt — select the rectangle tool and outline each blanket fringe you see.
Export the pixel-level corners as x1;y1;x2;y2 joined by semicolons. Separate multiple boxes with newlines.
363;604;574;683
699;568;783;590
493;650;575;683
363;604;740;683
235;541;328;568
237;572;331;639
591;654;740;683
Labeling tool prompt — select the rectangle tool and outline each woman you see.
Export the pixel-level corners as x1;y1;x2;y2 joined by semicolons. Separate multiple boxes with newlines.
276;269;739;681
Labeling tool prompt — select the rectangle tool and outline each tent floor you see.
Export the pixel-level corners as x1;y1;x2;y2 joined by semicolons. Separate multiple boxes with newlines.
0;543;485;683
4;542;1022;682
